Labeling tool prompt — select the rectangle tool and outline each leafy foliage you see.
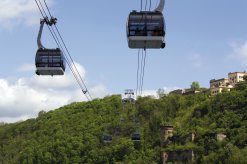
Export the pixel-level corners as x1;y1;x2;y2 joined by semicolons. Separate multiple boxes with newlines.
1;88;247;163
191;81;200;90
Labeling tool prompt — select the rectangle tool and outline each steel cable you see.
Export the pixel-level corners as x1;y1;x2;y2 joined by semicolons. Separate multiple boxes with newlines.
43;0;92;100
34;0;92;101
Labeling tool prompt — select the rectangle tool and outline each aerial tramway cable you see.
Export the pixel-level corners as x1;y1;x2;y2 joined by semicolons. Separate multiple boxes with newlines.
34;0;92;101
131;0;166;97
140;49;147;95
136;49;140;96
145;0;148;11
141;0;143;11
36;0;82;91
36;0;87;95
136;49;147;96
43;0;92;99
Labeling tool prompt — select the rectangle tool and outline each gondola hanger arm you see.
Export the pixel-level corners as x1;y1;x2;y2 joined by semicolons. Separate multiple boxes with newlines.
154;0;165;12
37;17;57;49
37;18;47;49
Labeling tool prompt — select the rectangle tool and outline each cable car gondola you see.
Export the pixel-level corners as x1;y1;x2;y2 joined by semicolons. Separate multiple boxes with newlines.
35;18;66;76
132;132;141;142
103;135;113;143
127;0;166;49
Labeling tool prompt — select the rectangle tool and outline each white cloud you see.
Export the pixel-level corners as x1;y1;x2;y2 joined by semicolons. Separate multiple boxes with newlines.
0;0;54;29
230;41;247;66
0;63;108;123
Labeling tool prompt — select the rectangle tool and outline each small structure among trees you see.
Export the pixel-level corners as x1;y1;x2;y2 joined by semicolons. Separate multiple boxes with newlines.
162;150;194;163
122;89;135;103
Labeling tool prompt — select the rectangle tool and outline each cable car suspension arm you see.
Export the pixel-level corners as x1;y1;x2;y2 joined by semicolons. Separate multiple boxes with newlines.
154;0;165;12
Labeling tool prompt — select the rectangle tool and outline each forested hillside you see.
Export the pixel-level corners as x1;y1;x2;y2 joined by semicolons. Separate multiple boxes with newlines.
1;84;247;163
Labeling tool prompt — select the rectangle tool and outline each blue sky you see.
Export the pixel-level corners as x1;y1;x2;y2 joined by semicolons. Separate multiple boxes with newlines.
0;0;247;122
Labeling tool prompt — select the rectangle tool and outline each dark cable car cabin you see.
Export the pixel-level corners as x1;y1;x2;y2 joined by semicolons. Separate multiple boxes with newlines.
132;132;141;142
35;17;65;76
103;135;113;143
127;0;166;49
36;48;65;76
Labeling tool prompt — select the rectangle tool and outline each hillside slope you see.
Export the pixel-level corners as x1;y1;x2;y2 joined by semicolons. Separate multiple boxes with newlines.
1;85;247;163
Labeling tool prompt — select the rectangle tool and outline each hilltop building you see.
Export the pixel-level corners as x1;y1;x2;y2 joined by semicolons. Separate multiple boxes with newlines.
168;71;247;96
228;72;247;86
210;78;233;96
210;72;247;95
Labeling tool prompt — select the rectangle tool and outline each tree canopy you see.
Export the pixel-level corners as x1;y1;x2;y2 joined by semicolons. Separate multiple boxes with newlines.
1;84;247;163
191;81;200;90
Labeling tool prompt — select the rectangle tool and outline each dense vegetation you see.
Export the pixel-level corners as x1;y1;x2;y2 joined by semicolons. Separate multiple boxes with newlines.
1;83;247;163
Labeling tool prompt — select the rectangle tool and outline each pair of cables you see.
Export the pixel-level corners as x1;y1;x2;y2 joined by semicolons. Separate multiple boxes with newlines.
136;0;153;96
140;0;153;11
34;0;92;101
136;49;147;96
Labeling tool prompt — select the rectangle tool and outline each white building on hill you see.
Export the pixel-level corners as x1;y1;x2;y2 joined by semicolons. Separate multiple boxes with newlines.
210;72;247;95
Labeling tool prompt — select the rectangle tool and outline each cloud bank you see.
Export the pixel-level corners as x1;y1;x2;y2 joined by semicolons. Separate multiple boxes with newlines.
0;0;53;29
0;63;108;123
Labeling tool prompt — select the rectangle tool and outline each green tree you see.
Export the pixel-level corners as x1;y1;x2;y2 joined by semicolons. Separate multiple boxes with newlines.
2;93;247;163
157;88;166;98
191;81;200;90
38;110;46;117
